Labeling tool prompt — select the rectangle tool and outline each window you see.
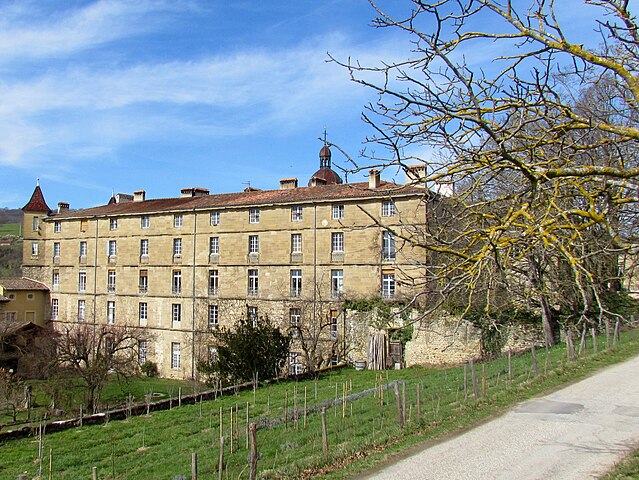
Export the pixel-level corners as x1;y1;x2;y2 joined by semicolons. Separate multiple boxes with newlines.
247;306;258;326
291;234;302;254
248;269;259;296
54;221;61;233
107;270;116;293
290;269;302;297
289;352;303;375
382;272;396;298
78;300;86;322
331;232;344;252
109;218;118;230
173;238;182;257
139;270;148;294
51;299;59;320
32;217;39;231
140;239;149;257
139;302;148;324
31;242;39;256
291;206;303;221
108;240;117;257
210;211;220;225
332;204;344;220
382;201;396;217
107;301;115;324
382;231;396;261
208;305;219;328
289;308;301;336
249;208;260;224
6;312;17;321
171;342;181;369
79;241;87;257
52;271;60;289
172;304;181;323
78;270;87;292
209;237;219;255
141;215;150;229
208;270;218;295
53;242;60;259
209;346;219;364
80;219;88;232
174;214;183;228
330;310;339;339
138;340;147;364
172;270;182;294
248;235;259;254
331;270;344;298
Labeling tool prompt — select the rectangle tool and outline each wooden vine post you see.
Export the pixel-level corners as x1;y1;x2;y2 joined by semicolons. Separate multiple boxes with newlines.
248;422;258;480
321;408;329;457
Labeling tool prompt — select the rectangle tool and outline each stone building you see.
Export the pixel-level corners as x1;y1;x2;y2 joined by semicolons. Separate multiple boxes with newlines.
22;146;432;378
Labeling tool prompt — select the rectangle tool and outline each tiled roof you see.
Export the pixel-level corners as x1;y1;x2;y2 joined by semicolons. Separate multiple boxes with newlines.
52;181;428;218
22;185;52;213
0;278;50;291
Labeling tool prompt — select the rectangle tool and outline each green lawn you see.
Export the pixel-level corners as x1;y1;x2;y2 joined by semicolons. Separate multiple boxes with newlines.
601;448;639;479
0;223;21;236
1;330;638;480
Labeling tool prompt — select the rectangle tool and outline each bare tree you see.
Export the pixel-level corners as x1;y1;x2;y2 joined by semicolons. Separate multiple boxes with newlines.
330;0;639;343
54;323;149;412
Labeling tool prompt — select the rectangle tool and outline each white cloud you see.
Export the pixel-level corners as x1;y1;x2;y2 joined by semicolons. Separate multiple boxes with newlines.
0;0;180;62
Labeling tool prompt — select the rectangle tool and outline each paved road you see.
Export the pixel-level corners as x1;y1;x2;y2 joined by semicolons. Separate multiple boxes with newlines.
360;355;639;480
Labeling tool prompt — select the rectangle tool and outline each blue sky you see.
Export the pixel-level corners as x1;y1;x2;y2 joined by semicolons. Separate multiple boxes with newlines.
0;0;624;209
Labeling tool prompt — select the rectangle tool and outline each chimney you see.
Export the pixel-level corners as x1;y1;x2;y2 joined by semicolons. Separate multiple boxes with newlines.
405;165;427;186
116;193;133;203
280;178;298;190
181;187;210;198
369;169;381;189
134;190;146;202
57;202;70;214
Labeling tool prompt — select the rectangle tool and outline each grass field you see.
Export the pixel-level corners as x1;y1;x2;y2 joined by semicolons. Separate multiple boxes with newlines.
0;223;21;236
1;330;638;480
601;448;639;479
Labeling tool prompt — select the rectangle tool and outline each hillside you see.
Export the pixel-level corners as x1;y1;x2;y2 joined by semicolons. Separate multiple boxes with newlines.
0;209;22;277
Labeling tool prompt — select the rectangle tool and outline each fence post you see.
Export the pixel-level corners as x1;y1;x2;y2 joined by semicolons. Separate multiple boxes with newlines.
394;381;404;428
321;408;329;457
218;436;224;480
92;466;98;480
249;423;258;480
470;358;479;400
531;343;538;376
417;384;422;419
191;452;197;480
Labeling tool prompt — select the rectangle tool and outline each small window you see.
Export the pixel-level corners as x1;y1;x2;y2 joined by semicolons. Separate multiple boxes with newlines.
51;299;59;320
138;339;148;364
139;302;148;324
140;239;149;257
331;232;344;253
172;270;182;295
31;242;39;256
27;293;34;300
248;235;259;254
79;241;87;257
289;308;301;336
210;211;220;226
208;270;219;295
107;240;117;257
382;201;396;217
107;270;116;293
291;206;303;222
172;304;182;323
382;231;396;261
52;271;60;288
382;272;396;298
171;342;181;369
54;221;61;233
247;306;258;326
173;238;182;257
139;270;148;294
53;242;60;258
249;208;260;224
174;214;183;228
248;269;259;296
32;217;39;231
141;215;150;229
332;205;344;220
289;352;303;375
330;310;339;339
209;237;219;255
80;219;88;232
107;301;116;324
208;305;219;327
290;269;302;297
331;269;344;298
78;270;87;292
291;234;302;254
77;300;86;322
209;346;219;364
109;218;118;230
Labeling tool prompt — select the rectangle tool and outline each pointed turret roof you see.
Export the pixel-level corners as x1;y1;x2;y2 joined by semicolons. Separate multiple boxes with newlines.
22;183;51;213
